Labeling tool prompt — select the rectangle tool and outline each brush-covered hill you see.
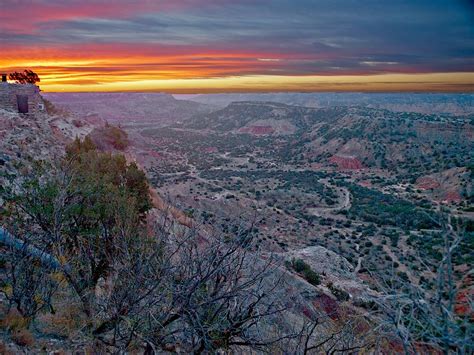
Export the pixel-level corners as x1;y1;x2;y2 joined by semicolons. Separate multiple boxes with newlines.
183;101;345;134
183;101;473;178
302;107;473;174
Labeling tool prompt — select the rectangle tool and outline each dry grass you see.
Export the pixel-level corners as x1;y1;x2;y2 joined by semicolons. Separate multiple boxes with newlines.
37;302;86;339
1;309;29;332
10;328;34;347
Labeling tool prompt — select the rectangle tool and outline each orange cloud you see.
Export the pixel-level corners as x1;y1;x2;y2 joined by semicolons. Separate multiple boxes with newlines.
2;21;473;93
0;43;337;85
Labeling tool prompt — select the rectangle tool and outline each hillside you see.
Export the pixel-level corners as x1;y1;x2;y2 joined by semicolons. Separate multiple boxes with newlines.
184;101;348;133
0;108;91;175
1;93;472;353
0;97;382;353
303;107;473;174
182;101;473;178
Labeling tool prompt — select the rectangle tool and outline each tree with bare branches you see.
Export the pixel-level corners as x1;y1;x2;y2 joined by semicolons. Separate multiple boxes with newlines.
1;137;390;353
0;138;296;352
372;212;473;353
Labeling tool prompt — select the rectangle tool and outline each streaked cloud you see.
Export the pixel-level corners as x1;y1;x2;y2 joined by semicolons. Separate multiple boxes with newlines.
0;0;472;91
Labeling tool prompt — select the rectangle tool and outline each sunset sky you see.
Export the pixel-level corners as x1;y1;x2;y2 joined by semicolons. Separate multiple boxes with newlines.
1;0;473;92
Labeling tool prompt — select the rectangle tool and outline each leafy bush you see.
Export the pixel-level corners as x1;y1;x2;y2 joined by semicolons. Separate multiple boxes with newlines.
289;258;321;286
2;138;152;321
88;124;129;151
302;268;321;286
291;258;308;273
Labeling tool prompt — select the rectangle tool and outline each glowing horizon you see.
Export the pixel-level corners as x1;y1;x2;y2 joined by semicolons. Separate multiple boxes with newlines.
6;72;474;94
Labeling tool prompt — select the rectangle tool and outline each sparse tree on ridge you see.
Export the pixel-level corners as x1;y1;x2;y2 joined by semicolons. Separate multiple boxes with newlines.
8;69;40;84
372;213;473;353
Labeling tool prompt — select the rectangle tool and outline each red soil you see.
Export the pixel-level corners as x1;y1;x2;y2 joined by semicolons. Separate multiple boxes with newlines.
443;190;462;203
455;275;474;319
416;177;441;190
148;150;163;159
313;294;340;320
329;155;363;170
309;162;324;170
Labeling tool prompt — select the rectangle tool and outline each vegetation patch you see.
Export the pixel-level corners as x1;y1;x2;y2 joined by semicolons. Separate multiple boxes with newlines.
346;184;438;229
88;123;129;151
287;258;321;286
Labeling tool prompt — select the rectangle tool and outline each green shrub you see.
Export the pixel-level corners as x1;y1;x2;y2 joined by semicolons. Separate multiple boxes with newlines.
291;258;308;273
290;258;321;286
302;268;321;286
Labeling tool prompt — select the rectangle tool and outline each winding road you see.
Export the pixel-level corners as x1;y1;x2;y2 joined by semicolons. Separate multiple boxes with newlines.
308;183;351;217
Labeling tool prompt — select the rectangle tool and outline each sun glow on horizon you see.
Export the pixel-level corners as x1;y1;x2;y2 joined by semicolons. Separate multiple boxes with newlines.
2;56;473;93
17;72;474;93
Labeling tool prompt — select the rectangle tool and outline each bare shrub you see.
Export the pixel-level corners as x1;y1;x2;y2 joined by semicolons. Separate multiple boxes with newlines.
372;213;473;353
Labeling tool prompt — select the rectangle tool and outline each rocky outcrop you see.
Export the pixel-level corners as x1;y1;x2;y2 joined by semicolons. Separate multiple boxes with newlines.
286;245;354;278
0;82;44;114
0;107;96;205
284;246;377;304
